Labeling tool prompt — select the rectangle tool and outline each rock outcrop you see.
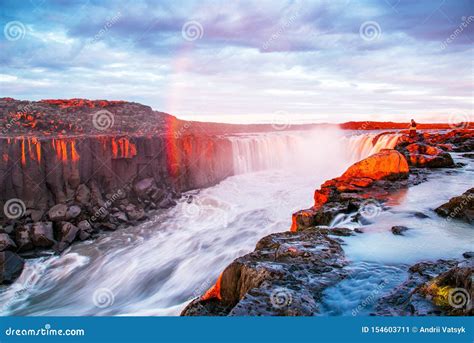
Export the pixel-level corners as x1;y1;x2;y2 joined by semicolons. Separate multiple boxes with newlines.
435;188;474;223
399;143;454;168
291;149;410;232
0;251;24;284
181;227;349;316
375;255;473;316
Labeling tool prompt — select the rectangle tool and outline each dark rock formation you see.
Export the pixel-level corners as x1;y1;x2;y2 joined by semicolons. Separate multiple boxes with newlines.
374;255;473;316
181;227;348;316
0;251;24;284
391;225;411;236
435;188;473;223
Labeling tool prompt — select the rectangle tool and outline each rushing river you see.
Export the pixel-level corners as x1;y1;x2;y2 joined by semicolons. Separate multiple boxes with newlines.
0;130;471;316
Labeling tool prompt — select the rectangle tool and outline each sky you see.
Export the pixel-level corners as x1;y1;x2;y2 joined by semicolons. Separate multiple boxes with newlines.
0;0;473;124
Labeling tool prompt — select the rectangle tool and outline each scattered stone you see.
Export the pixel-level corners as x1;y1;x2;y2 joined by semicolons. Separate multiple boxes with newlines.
391;226;411;236
30;222;55;247
134;178;156;198
59;222;79;244
99;222;117;231
14;225;33;251
48;204;68;221
124;204;146;221
66;205;82;220
159;195;177;209
112;211;128;223
28;209;44;222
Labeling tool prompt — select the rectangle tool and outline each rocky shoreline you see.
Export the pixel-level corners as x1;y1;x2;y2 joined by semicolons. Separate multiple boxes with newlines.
182;129;473;316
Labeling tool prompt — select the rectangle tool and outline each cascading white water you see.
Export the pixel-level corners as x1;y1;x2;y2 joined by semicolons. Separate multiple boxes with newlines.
0;129;411;316
344;133;401;162
229;134;304;174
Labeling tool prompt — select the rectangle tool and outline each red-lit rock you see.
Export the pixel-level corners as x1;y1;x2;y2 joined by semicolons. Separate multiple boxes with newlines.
340;149;409;183
404;143;454;168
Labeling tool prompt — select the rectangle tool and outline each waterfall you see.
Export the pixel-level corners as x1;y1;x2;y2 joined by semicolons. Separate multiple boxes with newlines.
344;132;401;162
229;133;305;174
228;131;401;175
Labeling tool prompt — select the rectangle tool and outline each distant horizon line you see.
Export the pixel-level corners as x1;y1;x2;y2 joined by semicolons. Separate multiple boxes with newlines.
1;96;470;126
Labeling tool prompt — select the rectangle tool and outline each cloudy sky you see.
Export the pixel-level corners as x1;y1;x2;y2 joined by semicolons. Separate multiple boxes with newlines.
1;0;472;123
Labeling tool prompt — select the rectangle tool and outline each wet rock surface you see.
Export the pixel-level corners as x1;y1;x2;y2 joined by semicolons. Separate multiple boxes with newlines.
391;225;411;236
0;251;24;284
435;188;473;223
374;255;473;316
181;227;348;316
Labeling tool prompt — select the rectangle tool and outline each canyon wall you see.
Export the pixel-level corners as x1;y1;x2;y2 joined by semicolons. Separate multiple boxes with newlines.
0;134;234;217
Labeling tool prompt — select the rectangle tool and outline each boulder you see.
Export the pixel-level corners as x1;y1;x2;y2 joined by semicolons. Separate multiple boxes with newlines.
59;222;79;244
158;195;177;209
14;225;33;251
48;204;68;221
404;143;454;168
112;211;128;223
391;225;410;236
0;251;24;284
75;184;91;205
31;222;55;247
77;220;93;240
133;178;156;198
125;204;146;221
340;149;409;183
66;205;81;220
0;233;17;251
435;188;473;223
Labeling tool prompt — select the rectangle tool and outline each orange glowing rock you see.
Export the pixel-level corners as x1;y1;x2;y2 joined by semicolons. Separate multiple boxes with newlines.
201;273;223;301
111;137;137;159
41;98;125;109
21;138;26;166
340;149;409;182
70;141;79;162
